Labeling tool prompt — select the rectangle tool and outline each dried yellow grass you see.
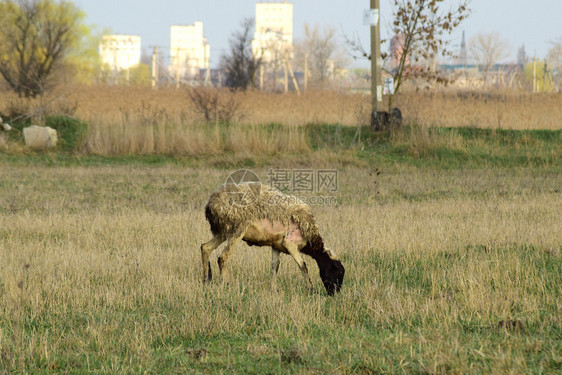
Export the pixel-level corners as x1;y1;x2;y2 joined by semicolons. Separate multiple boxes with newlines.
396;91;562;129
0;165;560;372
82;120;310;156
1;85;560;130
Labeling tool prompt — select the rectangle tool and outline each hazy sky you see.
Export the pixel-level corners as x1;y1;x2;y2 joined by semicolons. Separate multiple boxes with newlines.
74;0;561;68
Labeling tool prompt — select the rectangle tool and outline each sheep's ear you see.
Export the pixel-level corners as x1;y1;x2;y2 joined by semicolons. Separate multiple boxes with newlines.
325;248;339;261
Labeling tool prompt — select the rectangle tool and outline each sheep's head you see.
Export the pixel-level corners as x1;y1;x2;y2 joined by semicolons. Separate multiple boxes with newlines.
303;236;345;296
319;256;345;296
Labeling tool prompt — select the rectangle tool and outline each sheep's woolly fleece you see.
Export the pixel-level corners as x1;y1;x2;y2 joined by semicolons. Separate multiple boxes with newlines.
205;182;319;240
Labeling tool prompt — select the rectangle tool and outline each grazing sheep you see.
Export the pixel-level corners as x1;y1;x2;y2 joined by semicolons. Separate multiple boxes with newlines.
201;182;345;295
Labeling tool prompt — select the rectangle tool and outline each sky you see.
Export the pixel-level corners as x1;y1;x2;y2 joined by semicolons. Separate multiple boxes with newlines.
73;0;562;68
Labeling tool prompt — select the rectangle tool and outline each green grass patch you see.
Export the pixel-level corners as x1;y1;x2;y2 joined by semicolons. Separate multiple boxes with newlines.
2;245;560;373
1;162;560;373
45;116;88;152
1;123;561;170
1;115;88;152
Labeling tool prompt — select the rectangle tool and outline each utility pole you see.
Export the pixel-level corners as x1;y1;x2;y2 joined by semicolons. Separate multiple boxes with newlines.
533;54;536;93
175;47;180;88
543;59;547;92
151;46;158;89
285;51;300;94
204;44;210;85
126;54;130;83
283;60;288;93
304;53;308;92
370;0;383;125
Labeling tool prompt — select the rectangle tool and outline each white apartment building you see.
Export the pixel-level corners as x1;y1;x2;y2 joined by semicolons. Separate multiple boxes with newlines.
252;2;293;63
99;35;141;72
170;22;210;80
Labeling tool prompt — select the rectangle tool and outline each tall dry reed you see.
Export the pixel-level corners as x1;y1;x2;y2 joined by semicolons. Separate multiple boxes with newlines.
82;116;310;156
1;85;561;129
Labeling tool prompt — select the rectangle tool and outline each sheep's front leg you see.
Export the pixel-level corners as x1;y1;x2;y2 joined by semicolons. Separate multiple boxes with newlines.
201;235;224;283
270;249;281;291
285;243;314;292
217;232;244;284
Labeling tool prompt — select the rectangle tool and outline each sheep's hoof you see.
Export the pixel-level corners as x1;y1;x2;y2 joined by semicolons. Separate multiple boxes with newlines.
207;262;212;281
202;262;212;283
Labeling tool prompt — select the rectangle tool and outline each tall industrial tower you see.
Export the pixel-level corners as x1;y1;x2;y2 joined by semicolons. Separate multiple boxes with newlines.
251;2;293;63
170;22;210;81
99;35;141;72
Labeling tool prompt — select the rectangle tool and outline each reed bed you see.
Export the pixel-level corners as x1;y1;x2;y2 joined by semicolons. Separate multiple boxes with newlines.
1;86;561;130
83;120;310;157
396;90;562;130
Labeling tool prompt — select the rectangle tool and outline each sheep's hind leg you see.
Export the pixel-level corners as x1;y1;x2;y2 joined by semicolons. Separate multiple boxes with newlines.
201;235;224;283
285;243;315;292
217;232;244;284
270;249;281;291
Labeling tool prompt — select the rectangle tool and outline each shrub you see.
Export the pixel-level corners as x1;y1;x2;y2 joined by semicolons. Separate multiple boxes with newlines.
45;116;88;152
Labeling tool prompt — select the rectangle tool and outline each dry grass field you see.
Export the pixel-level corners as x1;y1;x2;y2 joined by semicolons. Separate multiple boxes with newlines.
0;164;560;373
0;85;561;373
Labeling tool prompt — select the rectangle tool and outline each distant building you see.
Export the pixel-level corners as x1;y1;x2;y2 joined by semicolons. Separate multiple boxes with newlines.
170;22;210;80
252;2;293;62
389;34;407;69
456;30;468;66
99;35;141;72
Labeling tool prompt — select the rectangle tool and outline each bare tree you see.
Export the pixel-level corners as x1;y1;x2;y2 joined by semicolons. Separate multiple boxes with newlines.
296;23;349;86
220;18;262;90
546;37;562;90
187;86;243;124
257;31;288;91
547;37;562;72
0;0;86;97
388;0;470;106
469;32;511;74
345;0;470;110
